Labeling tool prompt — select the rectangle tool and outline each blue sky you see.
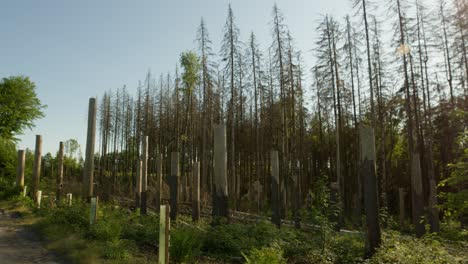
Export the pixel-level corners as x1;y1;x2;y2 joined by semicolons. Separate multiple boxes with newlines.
1;0;350;155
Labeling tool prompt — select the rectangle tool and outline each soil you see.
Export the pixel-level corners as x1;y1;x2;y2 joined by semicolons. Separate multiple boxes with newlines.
0;209;65;264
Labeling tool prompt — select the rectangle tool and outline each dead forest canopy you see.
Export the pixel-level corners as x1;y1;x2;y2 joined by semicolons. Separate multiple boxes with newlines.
83;0;467;232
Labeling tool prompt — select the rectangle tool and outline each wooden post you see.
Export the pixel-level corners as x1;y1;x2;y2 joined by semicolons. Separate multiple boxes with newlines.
84;98;97;200
36;190;42;209
23;186;27;197
156;154;163;211
158;205;170;264
411;153;425;237
359;125;381;257
141;136;149;215
135;160;142;209
89;196;98;225
67;193;73;207
169;152;179;221
16;150;26;190
399;188;405;226
213;124;229;220
192;161;200;222
271;150;281;228
57;142;64;202
32;135;42;202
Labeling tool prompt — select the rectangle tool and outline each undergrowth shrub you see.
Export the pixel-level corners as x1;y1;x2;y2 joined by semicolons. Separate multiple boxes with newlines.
242;242;286;264
170;226;203;263
367;231;458;264
122;213;159;248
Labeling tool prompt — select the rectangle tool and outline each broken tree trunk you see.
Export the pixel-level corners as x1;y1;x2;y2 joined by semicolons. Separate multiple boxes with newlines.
169;152;180;221
136;160;142;209
16;150;25;190
141;136;149;215
57;142;64;202
193;161;200;222
32;135;42;203
84;98;97;201
411;153;425;237
359;125;381;258
213;124;229;221
271;150;281;228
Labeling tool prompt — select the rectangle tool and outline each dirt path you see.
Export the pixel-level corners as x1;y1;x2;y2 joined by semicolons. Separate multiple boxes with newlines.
0;210;65;264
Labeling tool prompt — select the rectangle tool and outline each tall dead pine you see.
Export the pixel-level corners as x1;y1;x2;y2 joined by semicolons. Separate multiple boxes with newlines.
271;150;281;228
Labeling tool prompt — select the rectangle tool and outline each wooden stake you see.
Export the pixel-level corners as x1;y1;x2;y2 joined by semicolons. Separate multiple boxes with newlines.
84;98;97;200
359;125;381;257
213;124;229;220
169;152;179;221
158;205;170;264
141;136;149;215
192;161;200;222
57;142;64;201
271;150;281;228
16;150;26;190
32;135;42;202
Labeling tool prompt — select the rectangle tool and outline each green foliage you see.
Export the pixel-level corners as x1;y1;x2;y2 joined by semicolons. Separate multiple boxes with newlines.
439;130;468;219
0;177;21;199
367;231;458;264
121;213;159;247
0;136;16;179
170;226;202;263
201;221;280;258
180;51;201;93
0;76;46;140
242;242;286;264
330;234;364;264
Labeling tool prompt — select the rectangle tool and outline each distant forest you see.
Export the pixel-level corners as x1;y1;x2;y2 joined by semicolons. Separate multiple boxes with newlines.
92;0;467;234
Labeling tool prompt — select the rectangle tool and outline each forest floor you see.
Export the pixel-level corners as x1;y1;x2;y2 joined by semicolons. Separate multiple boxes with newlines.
0;201;66;264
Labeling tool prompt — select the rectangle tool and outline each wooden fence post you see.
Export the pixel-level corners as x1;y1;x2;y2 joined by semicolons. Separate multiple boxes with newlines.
411;153;425;237
136;160;142;209
213;124;229;220
16;150;26;190
158;205;170;264
32;135;42;202
57;142;64;202
359;125;381;258
192;161;200;222
156;154;163;211
141;136;149;215
84;98;97;201
271;150;281;228
169;152;179;221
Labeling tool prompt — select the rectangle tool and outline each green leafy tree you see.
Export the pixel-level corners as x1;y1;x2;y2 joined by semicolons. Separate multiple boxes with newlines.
0;76;46;140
